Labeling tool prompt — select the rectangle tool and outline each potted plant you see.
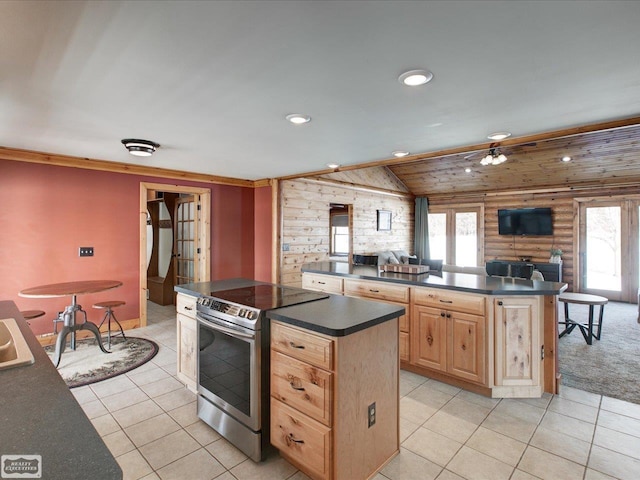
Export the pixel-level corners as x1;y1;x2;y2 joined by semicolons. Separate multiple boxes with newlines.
549;248;563;263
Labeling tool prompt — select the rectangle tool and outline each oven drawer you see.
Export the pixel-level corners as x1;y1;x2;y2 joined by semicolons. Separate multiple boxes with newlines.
271;321;333;370
177;293;197;319
271;399;331;480
271;350;332;426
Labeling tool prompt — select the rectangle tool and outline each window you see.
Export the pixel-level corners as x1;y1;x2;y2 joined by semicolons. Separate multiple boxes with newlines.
330;205;350;256
331;224;350;255
428;205;484;266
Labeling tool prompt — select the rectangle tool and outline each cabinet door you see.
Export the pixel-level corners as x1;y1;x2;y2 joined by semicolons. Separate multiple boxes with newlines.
447;311;485;384
399;332;410;362
494;297;540;387
410;306;446;371
176;313;197;391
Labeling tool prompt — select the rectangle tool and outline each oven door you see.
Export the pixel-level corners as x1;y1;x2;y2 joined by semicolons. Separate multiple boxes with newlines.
196;312;260;431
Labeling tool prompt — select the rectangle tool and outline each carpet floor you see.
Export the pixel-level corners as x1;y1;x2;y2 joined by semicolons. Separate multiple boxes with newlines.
558;300;640;404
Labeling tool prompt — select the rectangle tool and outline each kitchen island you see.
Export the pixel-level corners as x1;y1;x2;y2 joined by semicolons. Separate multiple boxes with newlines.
302;261;568;398
0;301;121;480
175;279;404;480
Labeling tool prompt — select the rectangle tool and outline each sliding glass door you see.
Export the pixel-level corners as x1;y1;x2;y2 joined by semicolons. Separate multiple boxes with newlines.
578;198;639;302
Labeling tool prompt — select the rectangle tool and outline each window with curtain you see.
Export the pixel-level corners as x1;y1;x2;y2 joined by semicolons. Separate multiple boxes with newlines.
427;205;484;266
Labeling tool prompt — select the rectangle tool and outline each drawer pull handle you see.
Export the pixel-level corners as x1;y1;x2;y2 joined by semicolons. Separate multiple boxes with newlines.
369;289;380;293
427;335;433;346
440;312;445;317
289;382;305;392
318;281;326;285
289;342;305;349
287;433;305;445
184;305;193;310
439;300;453;304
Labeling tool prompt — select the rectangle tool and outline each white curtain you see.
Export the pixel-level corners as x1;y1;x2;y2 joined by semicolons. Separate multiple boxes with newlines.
414;197;430;260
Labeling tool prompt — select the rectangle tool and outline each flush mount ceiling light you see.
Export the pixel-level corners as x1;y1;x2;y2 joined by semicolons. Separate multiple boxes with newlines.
121;138;159;157
562;156;572;162
392;150;410;158
285;113;311;124
327;163;340;169
487;131;511;141
480;147;508;166
398;69;433;86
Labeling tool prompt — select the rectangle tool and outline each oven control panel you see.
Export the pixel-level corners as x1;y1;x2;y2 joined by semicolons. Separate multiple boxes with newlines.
197;296;259;321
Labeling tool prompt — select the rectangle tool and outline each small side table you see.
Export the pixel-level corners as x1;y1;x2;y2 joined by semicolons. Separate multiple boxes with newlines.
558;292;608;345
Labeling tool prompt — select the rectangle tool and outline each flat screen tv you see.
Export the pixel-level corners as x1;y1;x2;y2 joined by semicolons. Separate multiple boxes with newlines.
498;208;553;236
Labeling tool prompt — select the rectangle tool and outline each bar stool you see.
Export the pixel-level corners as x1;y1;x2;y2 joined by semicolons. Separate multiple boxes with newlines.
92;301;127;349
20;310;45;326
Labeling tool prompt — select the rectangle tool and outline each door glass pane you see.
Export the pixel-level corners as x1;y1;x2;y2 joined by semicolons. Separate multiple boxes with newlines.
586;206;621;291
455;212;477;266
428;213;447;260
332;226;349;255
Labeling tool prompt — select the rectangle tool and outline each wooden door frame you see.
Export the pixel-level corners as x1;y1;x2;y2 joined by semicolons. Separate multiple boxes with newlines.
575;195;640;302
140;182;211;326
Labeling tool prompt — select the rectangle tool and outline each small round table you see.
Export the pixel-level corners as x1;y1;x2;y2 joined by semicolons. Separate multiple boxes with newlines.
19;280;123;367
558;292;608;345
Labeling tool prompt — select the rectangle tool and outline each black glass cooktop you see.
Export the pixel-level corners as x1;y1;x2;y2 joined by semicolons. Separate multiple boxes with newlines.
210;284;328;311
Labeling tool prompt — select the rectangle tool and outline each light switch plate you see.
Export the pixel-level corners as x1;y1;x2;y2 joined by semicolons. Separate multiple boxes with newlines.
79;247;94;257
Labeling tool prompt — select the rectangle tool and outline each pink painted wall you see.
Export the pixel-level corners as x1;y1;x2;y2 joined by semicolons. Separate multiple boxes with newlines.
0;160;270;336
254;186;273;282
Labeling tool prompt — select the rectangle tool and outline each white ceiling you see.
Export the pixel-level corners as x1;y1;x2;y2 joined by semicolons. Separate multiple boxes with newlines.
2;0;640;181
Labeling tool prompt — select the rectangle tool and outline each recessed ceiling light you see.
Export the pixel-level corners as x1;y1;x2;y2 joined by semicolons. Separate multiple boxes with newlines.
327;163;340;169
561;156;572;162
398;69;433;87
487;132;511;141
465;168;472;173
392;150;410;158
285;113;311;124
121;138;159;157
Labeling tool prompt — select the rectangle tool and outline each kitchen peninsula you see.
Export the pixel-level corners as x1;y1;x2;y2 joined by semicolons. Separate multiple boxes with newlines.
302;261;568;398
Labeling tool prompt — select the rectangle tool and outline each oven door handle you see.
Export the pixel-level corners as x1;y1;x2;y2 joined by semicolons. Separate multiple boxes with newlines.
196;314;255;339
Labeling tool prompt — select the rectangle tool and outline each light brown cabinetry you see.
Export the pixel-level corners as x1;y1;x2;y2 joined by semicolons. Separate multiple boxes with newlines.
411;288;486;385
302;273;344;294
343;278;411;362
494;296;543;397
176;292;197;392
270;320;398;480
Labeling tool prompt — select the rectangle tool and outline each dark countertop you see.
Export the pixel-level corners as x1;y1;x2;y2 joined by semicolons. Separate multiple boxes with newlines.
0;301;122;480
175;279;405;337
302;261;568;296
267;295;404;337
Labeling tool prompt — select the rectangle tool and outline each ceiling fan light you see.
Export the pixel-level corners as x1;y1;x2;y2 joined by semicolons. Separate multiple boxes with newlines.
497;153;507;163
121;138;159;157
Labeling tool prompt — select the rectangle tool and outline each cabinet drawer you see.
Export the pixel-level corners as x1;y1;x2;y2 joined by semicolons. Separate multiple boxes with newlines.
271;350;332;426
271;399;331;480
302;273;343;294
271;322;334;370
176;293;197;319
412;288;485;315
344;279;410;303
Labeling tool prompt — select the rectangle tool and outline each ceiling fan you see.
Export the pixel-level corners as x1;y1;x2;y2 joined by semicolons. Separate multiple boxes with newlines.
463;141;537;166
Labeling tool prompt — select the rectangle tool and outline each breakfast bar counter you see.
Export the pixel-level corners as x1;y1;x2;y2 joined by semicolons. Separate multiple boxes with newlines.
0;301;121;480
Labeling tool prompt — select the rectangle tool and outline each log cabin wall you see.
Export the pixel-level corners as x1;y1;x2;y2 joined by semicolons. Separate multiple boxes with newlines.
429;184;640;292
279;178;414;286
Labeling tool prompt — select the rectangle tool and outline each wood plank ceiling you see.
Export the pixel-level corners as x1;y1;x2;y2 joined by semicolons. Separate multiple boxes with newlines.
389;125;640;197
317;124;640;198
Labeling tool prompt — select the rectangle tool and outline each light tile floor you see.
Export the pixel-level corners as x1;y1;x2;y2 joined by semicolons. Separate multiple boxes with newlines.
73;302;640;480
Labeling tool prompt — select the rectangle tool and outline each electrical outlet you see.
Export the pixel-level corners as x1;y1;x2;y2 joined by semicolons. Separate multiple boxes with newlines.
282;243;290;251
79;247;94;257
368;402;376;428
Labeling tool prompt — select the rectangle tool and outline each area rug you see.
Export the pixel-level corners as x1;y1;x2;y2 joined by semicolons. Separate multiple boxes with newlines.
558;301;640;404
44;337;158;388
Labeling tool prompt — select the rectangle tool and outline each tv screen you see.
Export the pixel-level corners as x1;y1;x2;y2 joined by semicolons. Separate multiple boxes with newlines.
498;208;553;236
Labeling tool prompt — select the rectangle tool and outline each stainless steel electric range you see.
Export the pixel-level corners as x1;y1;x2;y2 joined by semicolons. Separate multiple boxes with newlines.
195;283;328;461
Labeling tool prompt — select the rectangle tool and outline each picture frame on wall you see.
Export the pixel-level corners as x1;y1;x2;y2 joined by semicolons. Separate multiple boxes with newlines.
377;210;392;231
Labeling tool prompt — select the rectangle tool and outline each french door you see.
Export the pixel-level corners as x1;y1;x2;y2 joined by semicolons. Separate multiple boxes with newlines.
174;195;198;286
428;205;484;266
577;197;640;302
